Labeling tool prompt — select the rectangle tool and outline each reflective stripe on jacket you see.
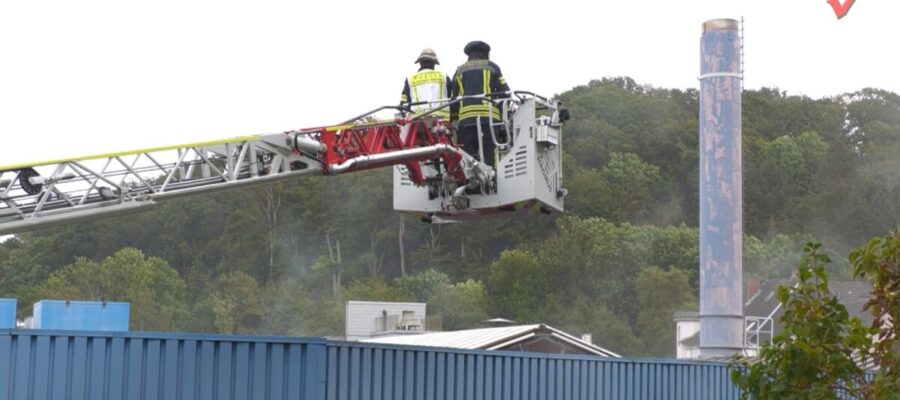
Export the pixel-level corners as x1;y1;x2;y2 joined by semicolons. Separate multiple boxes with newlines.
401;69;452;118
449;59;510;126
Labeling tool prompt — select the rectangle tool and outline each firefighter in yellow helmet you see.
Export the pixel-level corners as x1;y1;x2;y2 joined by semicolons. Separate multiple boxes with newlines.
449;41;510;167
400;48;452;118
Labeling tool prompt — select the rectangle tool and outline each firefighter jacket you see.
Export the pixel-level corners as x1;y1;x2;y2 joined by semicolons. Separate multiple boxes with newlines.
401;68;452;118
449;59;510;127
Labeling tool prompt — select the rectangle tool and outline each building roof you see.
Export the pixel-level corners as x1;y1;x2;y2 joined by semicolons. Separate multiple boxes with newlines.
743;279;874;333
827;280;874;325
742;279;791;321
679;332;699;347
362;324;621;357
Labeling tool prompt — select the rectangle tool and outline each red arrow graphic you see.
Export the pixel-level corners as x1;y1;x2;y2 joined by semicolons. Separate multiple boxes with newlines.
827;0;856;19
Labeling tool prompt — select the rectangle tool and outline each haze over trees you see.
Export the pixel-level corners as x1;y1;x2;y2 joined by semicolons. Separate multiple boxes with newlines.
1;78;898;356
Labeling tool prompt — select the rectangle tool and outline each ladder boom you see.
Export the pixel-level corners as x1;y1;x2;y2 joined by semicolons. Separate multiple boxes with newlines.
0;114;476;235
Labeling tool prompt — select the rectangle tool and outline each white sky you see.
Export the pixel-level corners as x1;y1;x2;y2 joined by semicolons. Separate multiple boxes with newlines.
1;0;898;166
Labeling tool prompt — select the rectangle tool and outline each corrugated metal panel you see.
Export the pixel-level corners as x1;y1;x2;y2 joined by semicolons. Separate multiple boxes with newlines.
0;300;15;329
327;341;740;400
0;329;326;400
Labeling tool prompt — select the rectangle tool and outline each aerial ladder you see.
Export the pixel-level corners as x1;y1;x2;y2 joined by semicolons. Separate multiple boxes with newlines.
0;92;568;235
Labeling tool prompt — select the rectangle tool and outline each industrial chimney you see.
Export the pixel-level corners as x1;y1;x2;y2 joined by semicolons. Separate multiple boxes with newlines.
699;18;743;357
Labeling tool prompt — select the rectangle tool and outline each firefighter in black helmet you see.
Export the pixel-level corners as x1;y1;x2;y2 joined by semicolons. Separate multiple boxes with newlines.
449;40;510;168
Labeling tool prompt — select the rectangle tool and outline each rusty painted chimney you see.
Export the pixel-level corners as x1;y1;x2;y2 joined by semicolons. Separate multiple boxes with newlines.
699;18;743;357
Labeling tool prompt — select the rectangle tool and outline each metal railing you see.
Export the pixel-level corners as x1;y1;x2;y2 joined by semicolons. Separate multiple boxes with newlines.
743;315;774;356
374;315;442;333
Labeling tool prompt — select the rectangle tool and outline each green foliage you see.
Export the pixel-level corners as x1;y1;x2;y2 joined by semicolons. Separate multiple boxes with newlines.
393;269;451;302
563;152;662;223
554;297;643;356
485;217;702;355
635;266;696;357
559;78;698;226
342;278;413;303
40;248;188;331
731;243;877;399
259;278;344;337
849;232;900;396
843;89;900;159
487;249;544;321
744;234;852;279
744;132;830;236
202;271;263;335
429;280;488;331
560;155;608;218
599;152;662;223
260;278;314;336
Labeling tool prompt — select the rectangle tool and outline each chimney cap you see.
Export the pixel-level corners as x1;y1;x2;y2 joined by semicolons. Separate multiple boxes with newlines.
702;19;739;33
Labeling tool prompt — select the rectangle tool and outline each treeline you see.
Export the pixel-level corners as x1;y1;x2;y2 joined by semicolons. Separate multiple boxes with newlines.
1;78;898;356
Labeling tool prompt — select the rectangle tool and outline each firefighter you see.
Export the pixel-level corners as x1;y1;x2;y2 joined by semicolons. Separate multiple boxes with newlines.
401;48;453;118
449;40;510;168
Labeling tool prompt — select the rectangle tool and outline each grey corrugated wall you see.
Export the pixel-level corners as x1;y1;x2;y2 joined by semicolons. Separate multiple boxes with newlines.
0;330;741;400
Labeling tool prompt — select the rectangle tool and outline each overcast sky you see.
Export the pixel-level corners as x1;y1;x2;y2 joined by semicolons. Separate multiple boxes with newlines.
1;0;897;166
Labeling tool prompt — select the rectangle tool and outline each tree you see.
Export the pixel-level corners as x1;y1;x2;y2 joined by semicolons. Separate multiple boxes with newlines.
408;224;456;274
236;184;284;283
561;155;609;218
393;269;452;303
0;241;8;265
342;278;413;303
599;152;662;223
731;240;900;399
744;132;830;236
487;249;546;321
203;271;263;335
553;297;644;356
743;233;851;279
842;89;900;158
635;266;696;356
429;279;488;331
849;233;900;395
40;248;189;331
260;278;315;336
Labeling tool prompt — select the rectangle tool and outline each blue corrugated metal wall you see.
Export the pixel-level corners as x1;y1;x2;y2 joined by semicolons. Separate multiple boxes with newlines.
0;330;741;400
0;300;15;329
326;341;738;400
0;330;326;400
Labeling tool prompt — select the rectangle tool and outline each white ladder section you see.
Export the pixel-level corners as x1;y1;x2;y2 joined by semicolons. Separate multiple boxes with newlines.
0;133;319;235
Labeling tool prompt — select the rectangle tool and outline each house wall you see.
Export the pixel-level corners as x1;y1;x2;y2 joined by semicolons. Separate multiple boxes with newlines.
676;319;700;359
345;301;426;340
